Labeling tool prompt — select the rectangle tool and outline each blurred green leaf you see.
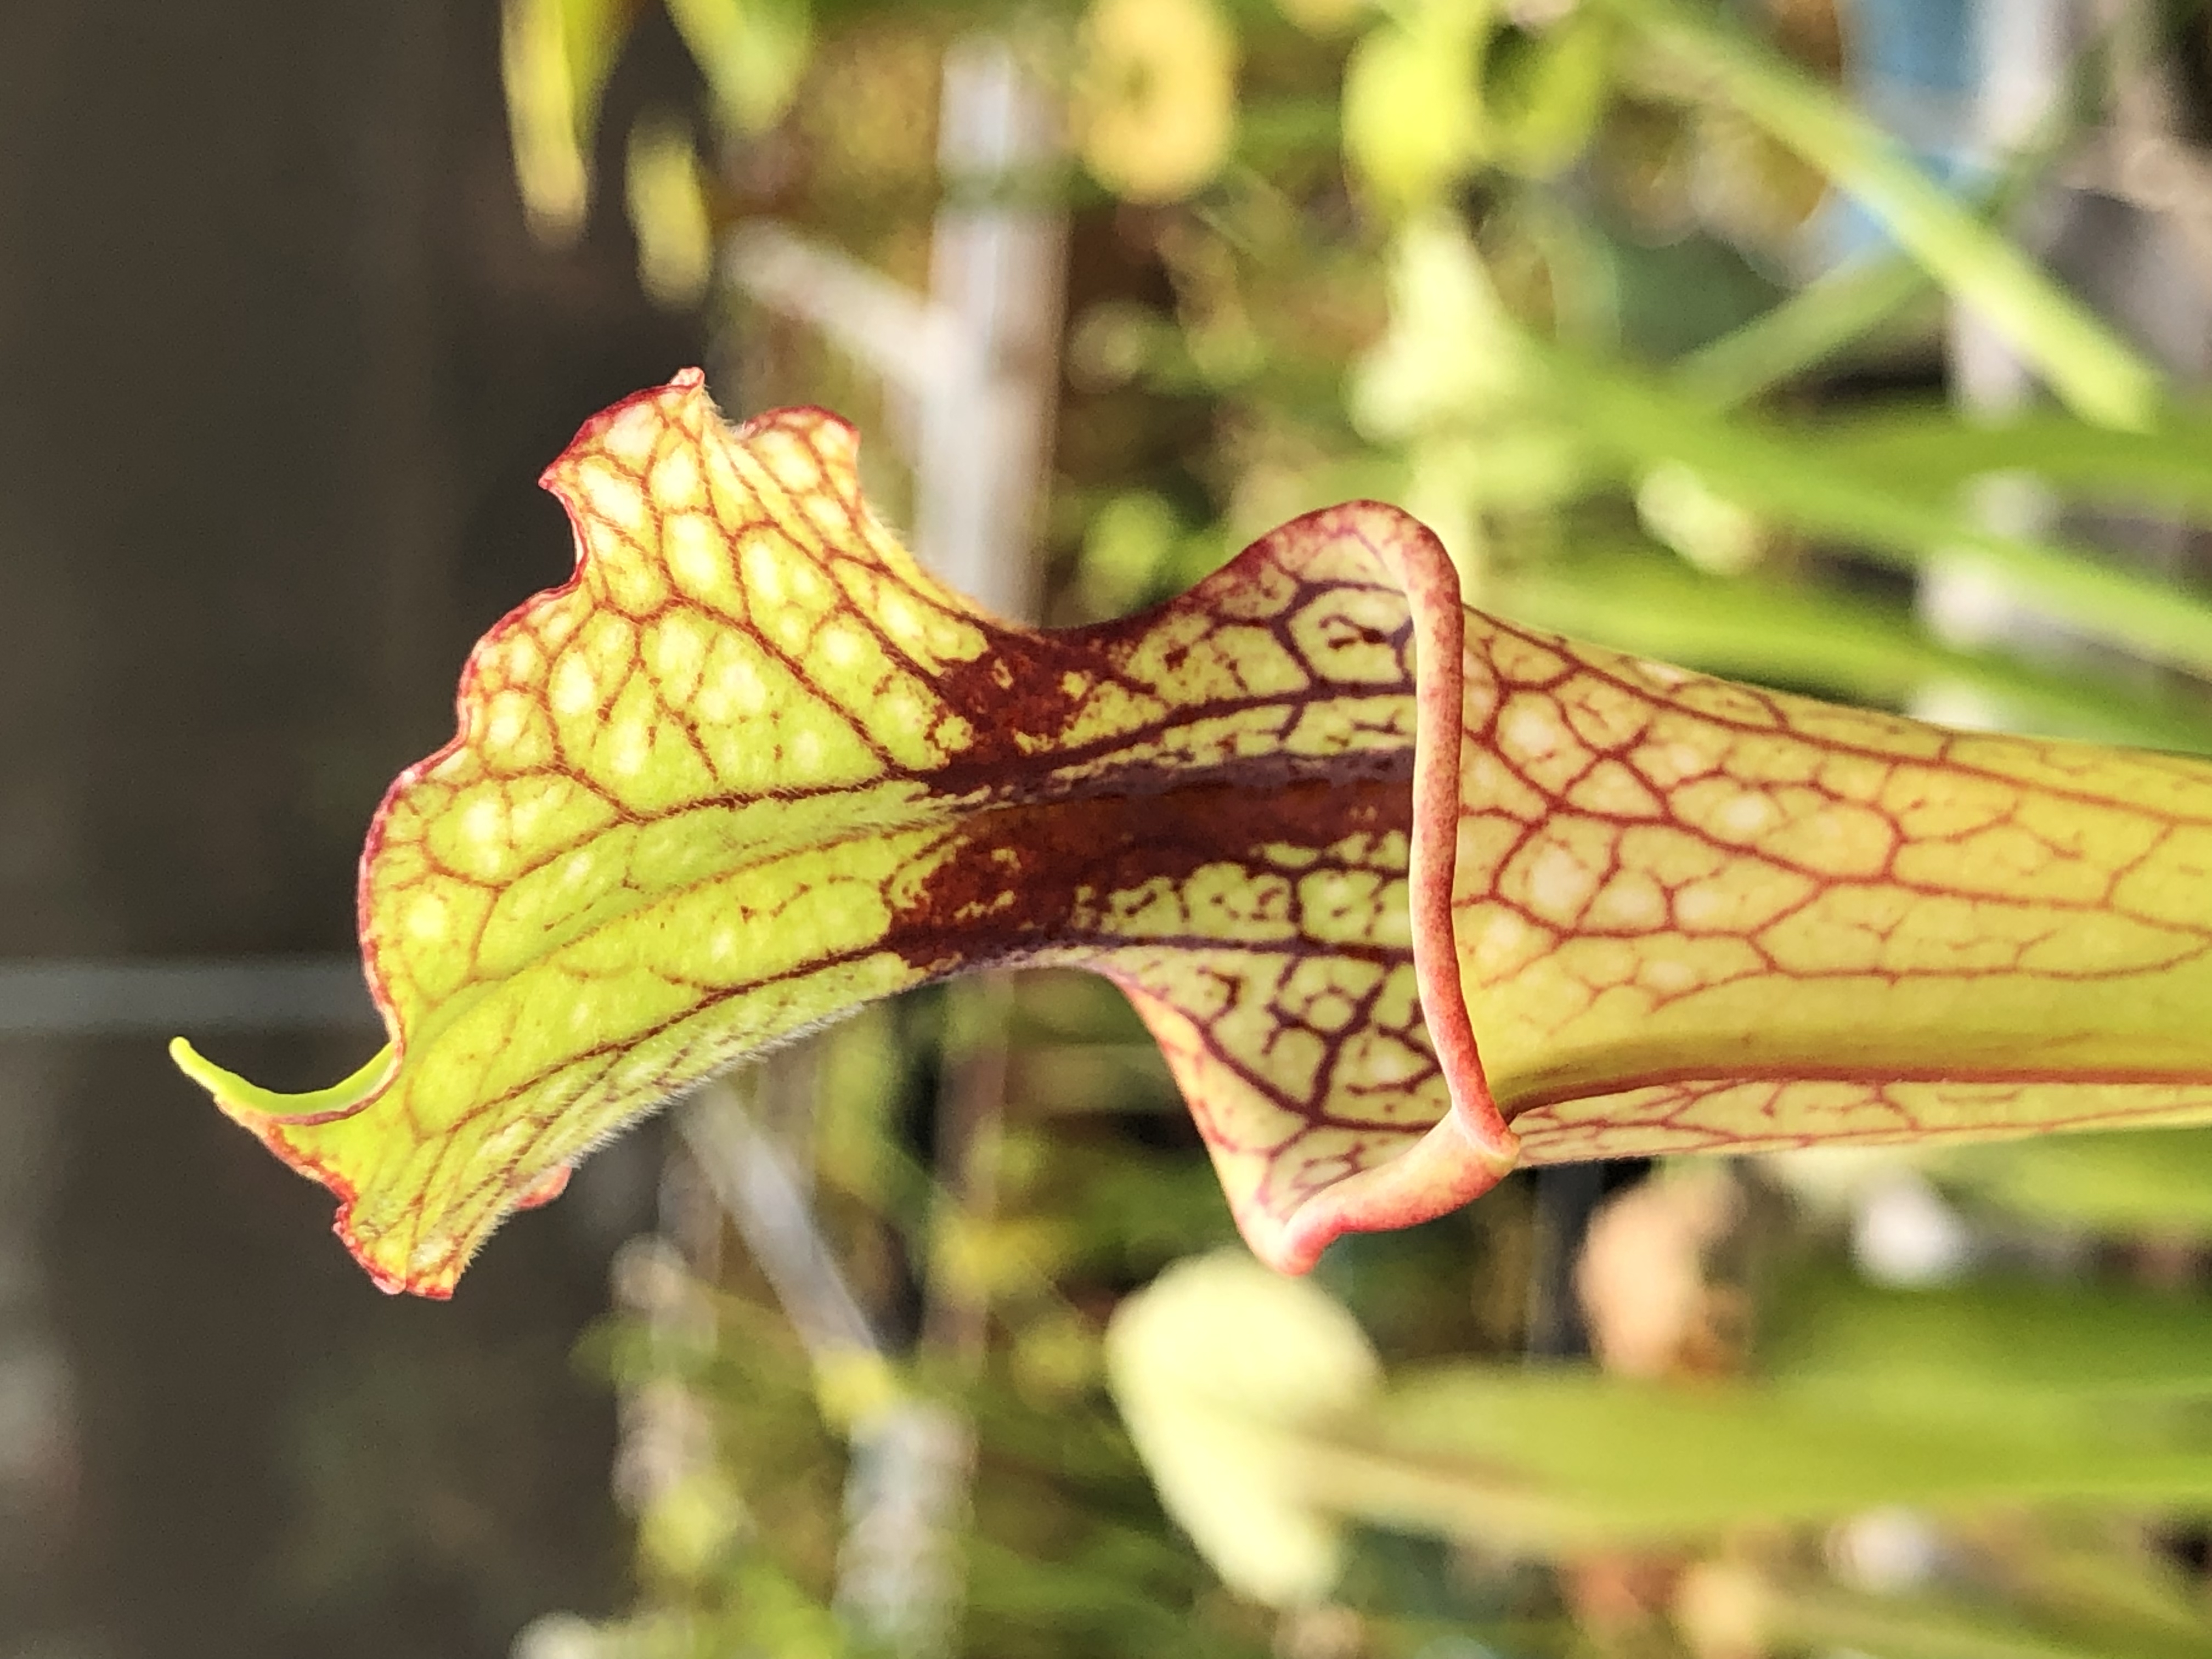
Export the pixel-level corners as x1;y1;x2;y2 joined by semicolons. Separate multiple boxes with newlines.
1535;347;2212;676
1669;36;2087;408
1327;1365;2212;1551
1110;1256;2212;1578
1815;404;2212;518
1611;0;2161;428
1672;249;1929;407
1934;1127;2212;1240
667;0;813;136
499;0;633;240
1494;545;2212;752
1762;1268;2212;1401
1760;1575;2212;1659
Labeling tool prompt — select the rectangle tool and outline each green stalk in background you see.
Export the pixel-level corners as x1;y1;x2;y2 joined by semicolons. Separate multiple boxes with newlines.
1610;0;2161;428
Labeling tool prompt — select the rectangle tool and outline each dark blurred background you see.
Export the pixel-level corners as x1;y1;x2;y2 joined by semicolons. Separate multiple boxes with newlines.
0;5;705;1653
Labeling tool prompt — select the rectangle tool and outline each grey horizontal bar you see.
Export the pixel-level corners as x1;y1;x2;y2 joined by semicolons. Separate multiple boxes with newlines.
0;957;378;1037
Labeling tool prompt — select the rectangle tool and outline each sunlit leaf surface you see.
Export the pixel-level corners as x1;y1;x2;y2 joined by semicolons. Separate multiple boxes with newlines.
176;373;2212;1295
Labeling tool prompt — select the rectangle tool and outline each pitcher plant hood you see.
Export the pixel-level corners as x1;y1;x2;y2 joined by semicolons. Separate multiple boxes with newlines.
173;370;2212;1295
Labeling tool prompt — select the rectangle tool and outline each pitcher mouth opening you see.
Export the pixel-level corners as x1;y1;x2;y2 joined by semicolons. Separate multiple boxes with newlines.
168;376;1523;1296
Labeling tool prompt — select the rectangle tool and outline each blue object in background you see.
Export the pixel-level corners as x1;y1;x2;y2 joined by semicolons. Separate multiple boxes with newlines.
1812;0;1980;269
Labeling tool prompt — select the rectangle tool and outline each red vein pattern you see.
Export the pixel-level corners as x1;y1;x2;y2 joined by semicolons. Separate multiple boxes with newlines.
172;371;2212;1295
173;373;1503;1292
1445;625;2212;1164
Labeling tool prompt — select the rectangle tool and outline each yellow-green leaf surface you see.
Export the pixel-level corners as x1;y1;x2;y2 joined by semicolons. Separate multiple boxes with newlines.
173;371;1497;1293
175;373;2212;1295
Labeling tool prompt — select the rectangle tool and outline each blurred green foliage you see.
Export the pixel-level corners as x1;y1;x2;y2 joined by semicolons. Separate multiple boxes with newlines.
498;1;2212;1655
